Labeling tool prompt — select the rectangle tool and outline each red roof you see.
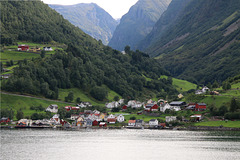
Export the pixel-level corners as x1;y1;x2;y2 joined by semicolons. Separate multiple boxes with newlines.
122;105;127;109
128;120;136;123
107;118;116;122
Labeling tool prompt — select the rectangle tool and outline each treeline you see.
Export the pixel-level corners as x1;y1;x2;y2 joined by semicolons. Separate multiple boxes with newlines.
2;45;176;100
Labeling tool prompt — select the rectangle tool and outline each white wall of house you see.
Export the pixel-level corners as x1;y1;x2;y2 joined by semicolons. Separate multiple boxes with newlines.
117;115;125;123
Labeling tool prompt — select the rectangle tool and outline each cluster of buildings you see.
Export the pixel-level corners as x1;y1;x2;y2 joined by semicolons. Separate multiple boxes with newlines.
17;44;53;52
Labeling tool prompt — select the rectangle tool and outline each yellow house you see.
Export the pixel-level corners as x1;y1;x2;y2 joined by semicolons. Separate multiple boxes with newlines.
76;117;84;126
29;47;41;52
99;113;107;120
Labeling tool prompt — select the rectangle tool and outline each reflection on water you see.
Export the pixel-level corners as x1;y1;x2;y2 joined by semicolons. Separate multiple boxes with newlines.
1;129;240;160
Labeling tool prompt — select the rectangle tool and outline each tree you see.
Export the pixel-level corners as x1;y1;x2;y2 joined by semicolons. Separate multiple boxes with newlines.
16;109;24;120
76;97;81;103
218;105;228;116
58;106;67;119
65;91;74;102
230;98;238;112
90;86;108;101
114;96;119;101
124;45;130;54
40;50;46;58
130;116;136;120
212;80;219;88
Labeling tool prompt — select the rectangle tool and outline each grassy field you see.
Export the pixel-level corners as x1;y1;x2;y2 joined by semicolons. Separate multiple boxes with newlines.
0;50;41;61
200;95;232;108
194;120;240;128
231;83;240;89
1;93;72;119
160;75;197;92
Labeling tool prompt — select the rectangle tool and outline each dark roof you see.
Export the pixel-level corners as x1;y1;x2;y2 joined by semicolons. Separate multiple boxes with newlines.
135;119;143;123
197;103;206;105
170;101;185;105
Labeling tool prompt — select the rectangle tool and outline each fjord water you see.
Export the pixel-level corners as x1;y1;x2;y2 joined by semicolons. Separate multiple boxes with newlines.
1;129;240;160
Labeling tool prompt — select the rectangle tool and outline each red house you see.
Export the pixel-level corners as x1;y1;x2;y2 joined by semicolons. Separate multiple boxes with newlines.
65;106;80;111
92;120;99;126
195;103;206;111
99;122;107;127
145;104;159;112
0;117;10;123
18;45;29;51
122;105;127;111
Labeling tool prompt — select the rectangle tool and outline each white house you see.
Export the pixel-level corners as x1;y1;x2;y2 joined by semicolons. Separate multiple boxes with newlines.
149;119;158;127
195;86;210;94
128;100;143;108
50;114;60;124
117;114;125;123
77;102;92;108
160;103;171;112
166;116;177;123
46;104;58;113
43;47;53;51
107;114;116;124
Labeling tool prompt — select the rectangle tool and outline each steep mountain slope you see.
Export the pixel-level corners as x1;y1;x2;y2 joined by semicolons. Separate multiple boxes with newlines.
49;3;118;45
144;0;240;84
108;0;171;51
1;0;177;101
137;0;192;50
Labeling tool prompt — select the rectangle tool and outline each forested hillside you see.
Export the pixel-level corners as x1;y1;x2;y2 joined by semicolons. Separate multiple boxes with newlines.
143;0;240;84
108;0;171;51
0;0;177;101
49;3;118;45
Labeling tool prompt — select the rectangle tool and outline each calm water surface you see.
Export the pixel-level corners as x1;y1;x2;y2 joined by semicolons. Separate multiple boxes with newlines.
1;129;240;160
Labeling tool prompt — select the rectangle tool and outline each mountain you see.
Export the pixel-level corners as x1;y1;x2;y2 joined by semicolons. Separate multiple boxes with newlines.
1;0;177;101
49;3;118;45
108;0;171;51
137;0;192;50
142;0;240;84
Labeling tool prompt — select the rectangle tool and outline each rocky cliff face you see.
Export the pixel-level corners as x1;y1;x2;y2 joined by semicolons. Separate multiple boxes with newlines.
108;0;171;51
49;3;118;45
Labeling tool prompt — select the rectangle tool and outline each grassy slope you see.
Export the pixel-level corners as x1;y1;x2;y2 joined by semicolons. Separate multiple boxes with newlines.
1;93;72;118
160;75;197;92
58;87;122;107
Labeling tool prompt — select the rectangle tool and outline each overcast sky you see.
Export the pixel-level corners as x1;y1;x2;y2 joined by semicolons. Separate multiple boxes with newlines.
42;0;138;19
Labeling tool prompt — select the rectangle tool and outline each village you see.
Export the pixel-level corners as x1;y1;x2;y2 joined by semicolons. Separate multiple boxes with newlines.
1;93;208;130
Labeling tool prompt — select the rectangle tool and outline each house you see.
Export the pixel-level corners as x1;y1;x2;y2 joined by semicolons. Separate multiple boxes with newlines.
92;120;99;126
99;122;107;127
43;47;53;51
0;117;10;123
178;94;184;99
50;114;60;124
117;115;125;123
195;103;207;111
165;116;177;123
17;119;32;126
190;114;203;121
18;44;29;51
159;103;171;112
65;106;71;111
122;105;128;111
195;86;210;94
186;104;196;111
149;119;158;127
128;120;136;127
65;106;80;111
105;102;117;109
86;114;98;121
46;104;58;113
76;117;84;127
85;119;93;127
144;104;159;112
135;119;144;127
70;114;79;120
99;113;107;121
107;114;116;124
169;101;186;111
159;123;166;128
29;47;41;52
77;102;92;108
127;100;143;108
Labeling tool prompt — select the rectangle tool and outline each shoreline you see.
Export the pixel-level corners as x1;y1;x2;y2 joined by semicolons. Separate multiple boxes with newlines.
1;125;240;131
